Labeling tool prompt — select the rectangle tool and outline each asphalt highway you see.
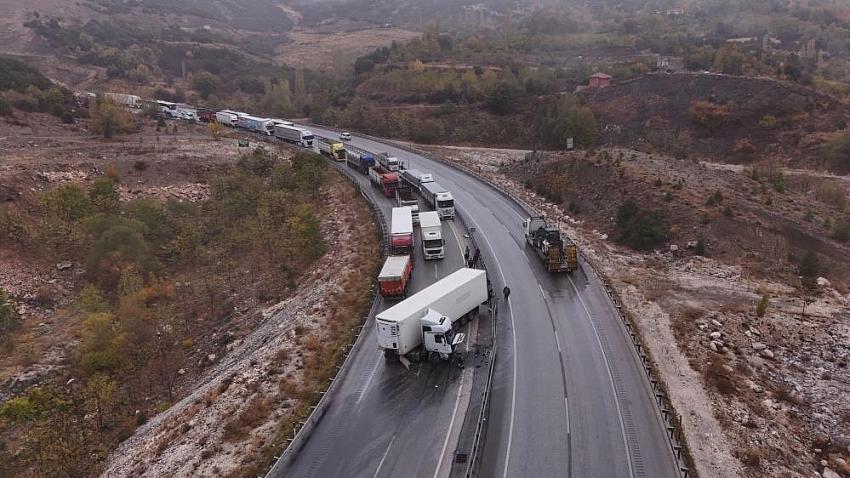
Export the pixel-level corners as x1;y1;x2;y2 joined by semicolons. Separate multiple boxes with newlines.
273;130;679;478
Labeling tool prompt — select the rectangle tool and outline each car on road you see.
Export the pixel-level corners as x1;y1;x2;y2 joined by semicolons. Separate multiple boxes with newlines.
339;132;352;141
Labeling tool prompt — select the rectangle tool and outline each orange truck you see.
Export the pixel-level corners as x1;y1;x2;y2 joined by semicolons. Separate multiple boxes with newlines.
378;255;414;298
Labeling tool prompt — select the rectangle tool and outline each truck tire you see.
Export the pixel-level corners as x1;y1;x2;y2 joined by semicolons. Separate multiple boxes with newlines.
384;350;399;361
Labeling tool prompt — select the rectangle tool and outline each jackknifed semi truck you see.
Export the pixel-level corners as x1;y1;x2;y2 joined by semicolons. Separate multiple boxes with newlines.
522;216;578;273
419;211;445;260
376;268;487;361
390;207;414;256
378;255;413;298
317;137;346;161
421;182;455;219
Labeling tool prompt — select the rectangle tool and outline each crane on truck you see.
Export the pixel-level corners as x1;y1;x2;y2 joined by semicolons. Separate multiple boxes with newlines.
376;268;487;362
522;216;578;273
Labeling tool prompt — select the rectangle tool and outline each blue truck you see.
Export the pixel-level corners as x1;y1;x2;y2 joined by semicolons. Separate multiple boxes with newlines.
345;146;375;175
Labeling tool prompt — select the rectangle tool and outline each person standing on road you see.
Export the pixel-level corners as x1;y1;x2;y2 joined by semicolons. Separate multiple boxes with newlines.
464;245;470;263
472;247;480;267
503;285;511;302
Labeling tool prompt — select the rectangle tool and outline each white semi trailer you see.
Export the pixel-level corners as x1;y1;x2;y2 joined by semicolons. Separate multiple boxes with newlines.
376;268;486;361
274;124;314;147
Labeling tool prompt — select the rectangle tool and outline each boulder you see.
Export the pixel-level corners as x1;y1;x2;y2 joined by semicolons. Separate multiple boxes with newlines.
670;244;679;252
710;331;722;340
822;467;840;478
752;342;767;351
711;319;723;328
56;261;73;271
817;277;830;287
761;349;775;359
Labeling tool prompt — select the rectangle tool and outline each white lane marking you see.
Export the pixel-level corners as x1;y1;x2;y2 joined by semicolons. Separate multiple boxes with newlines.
373;435;396;478
555;332;562;353
447;220;465;258
565;397;571;434
357;358;381;405
462;213;517;478
566;275;635;478
538;283;545;298
434;263;439;280
434;320;471;478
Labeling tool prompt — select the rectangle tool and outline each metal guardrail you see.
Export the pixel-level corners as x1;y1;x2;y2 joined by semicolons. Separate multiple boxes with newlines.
263;158;387;477
450;207;498;478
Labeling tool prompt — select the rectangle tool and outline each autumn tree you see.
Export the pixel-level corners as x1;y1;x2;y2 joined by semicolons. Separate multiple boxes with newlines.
89;98;134;138
209;120;223;140
192;71;221;99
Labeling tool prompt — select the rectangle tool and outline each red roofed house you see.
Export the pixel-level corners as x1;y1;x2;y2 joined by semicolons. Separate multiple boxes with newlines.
589;72;611;88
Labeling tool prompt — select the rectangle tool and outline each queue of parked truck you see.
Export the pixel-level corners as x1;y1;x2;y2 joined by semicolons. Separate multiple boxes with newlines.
90;90;580;365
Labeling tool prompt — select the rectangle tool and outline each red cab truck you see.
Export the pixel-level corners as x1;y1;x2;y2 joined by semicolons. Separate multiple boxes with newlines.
391;207;414;256
378;255;413;298
369;165;399;198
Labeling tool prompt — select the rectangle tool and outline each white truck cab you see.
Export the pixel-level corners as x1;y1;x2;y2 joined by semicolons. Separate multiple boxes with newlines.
420;309;464;360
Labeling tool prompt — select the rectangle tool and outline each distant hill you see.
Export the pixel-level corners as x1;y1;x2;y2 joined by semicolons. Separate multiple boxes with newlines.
0;57;53;92
583;73;850;171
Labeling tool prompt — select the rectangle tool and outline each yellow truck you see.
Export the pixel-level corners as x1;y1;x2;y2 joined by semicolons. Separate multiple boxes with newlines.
317;137;346;161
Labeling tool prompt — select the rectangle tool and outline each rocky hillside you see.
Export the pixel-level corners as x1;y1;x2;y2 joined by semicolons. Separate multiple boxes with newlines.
505;149;850;291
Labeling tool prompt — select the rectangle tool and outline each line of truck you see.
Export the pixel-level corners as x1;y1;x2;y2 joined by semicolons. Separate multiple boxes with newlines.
92;93;581;366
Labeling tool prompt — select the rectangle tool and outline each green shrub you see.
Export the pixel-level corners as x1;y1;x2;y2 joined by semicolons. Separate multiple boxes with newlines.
76;284;109;314
0;97;12;116
833;220;850;242
758;114;778;129
12;98;36;112
89;176;120;213
39;183;92;222
615;198;670;251
799;252;821;290
0;387;50;424
0;289;20;341
78;313;126;375
695;236;706;256
756;295;769;317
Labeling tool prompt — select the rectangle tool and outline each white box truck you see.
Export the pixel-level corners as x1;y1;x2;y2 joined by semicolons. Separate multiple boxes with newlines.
419;211;444;260
104;92;142;108
274;124;314;147
376;268;487;361
421;182;455;219
215;110;240;127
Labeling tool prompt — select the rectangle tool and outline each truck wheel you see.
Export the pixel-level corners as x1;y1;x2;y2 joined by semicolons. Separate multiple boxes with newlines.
384;350;399;361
